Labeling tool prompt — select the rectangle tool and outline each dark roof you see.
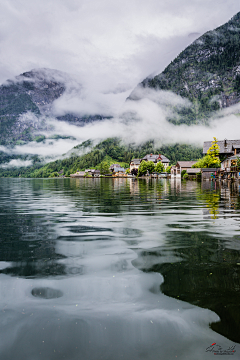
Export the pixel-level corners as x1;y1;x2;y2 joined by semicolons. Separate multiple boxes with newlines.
142;154;159;162
201;168;219;172
130;159;141;165
176;161;197;168
86;169;100;174
203;139;240;154
221;155;239;162
141;154;170;163
159;155;170;163
187;168;201;174
112;166;125;172
110;164;121;169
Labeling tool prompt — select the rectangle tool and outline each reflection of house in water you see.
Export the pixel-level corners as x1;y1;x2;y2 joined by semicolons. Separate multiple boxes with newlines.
220;181;240;210
200;181;240;218
129;178;169;201
170;177;181;192
129;179;139;195
112;178;129;192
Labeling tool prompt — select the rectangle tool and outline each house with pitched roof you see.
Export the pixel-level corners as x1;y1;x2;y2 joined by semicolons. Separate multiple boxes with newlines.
110;164;125;173
171;161;197;178
203;139;240;158
141;154;170;170
129;159;141;173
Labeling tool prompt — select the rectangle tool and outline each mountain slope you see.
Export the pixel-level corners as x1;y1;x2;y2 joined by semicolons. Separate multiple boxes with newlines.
0;68;105;146
129;12;240;125
0;138;203;178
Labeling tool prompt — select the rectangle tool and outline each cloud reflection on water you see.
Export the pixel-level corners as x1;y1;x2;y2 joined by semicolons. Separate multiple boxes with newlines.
0;178;239;359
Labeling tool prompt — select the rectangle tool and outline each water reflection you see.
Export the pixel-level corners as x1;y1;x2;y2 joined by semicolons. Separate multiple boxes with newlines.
197;186;220;219
133;230;240;343
0;178;240;360
32;287;63;299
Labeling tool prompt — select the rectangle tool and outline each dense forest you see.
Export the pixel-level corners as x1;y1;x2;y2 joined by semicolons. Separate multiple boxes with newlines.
0;138;203;178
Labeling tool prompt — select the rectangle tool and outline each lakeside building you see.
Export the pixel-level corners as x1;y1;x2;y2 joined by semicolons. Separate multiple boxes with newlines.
110;164;125;173
129;159;141;173
219;155;239;180
171;161;197;178
202;168;219;180
203;139;240;157
130;154;170;175
186;168;201;176
203;139;240;181
71;169;100;177
70;171;85;177
141;154;170;170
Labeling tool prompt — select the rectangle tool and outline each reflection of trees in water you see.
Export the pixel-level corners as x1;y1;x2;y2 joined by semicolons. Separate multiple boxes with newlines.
66;178;166;214
132;231;240;343
0;210;67;278
198;190;220;219
200;180;240;215
196;181;220;219
2;178;167;278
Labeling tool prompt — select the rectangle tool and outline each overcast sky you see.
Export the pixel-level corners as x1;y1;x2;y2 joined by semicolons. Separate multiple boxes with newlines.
0;1;240;163
0;0;239;95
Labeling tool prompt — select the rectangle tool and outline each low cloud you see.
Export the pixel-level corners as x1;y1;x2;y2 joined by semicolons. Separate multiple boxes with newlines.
1;0;240;108
1;87;240;168
0;159;33;168
51;87;239;148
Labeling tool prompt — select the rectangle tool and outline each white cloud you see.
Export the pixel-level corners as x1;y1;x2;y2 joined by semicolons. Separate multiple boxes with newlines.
0;1;240;164
0;159;33;168
1;87;240;165
0;0;239;98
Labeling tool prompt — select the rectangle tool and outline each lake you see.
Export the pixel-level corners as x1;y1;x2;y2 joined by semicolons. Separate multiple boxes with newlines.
0;178;239;359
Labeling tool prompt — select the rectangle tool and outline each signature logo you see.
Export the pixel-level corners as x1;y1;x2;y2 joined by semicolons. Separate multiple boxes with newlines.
206;343;236;355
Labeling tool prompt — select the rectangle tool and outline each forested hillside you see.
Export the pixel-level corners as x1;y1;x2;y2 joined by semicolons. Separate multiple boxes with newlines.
0;138;202;178
130;12;240;125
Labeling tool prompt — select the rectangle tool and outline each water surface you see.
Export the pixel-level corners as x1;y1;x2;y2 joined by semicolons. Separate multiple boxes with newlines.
0;178;239;359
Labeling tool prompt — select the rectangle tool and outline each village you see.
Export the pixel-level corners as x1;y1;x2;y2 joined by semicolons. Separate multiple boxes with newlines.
70;139;240;181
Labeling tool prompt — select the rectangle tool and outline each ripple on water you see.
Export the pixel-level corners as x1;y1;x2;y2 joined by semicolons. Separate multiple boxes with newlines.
31;287;63;299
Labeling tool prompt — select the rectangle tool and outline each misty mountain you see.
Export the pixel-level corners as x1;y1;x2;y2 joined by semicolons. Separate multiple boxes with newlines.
0;138;203;178
129;12;240;125
0;68;105;146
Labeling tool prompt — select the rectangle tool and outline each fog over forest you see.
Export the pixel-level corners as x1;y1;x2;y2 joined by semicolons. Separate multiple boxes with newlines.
1;1;240;163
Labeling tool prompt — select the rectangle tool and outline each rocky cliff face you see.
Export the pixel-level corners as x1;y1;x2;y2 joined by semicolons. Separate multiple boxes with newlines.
0;68;104;145
129;12;240;125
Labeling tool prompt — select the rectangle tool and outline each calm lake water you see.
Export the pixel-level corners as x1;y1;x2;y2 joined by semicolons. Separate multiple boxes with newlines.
0;178;239;359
